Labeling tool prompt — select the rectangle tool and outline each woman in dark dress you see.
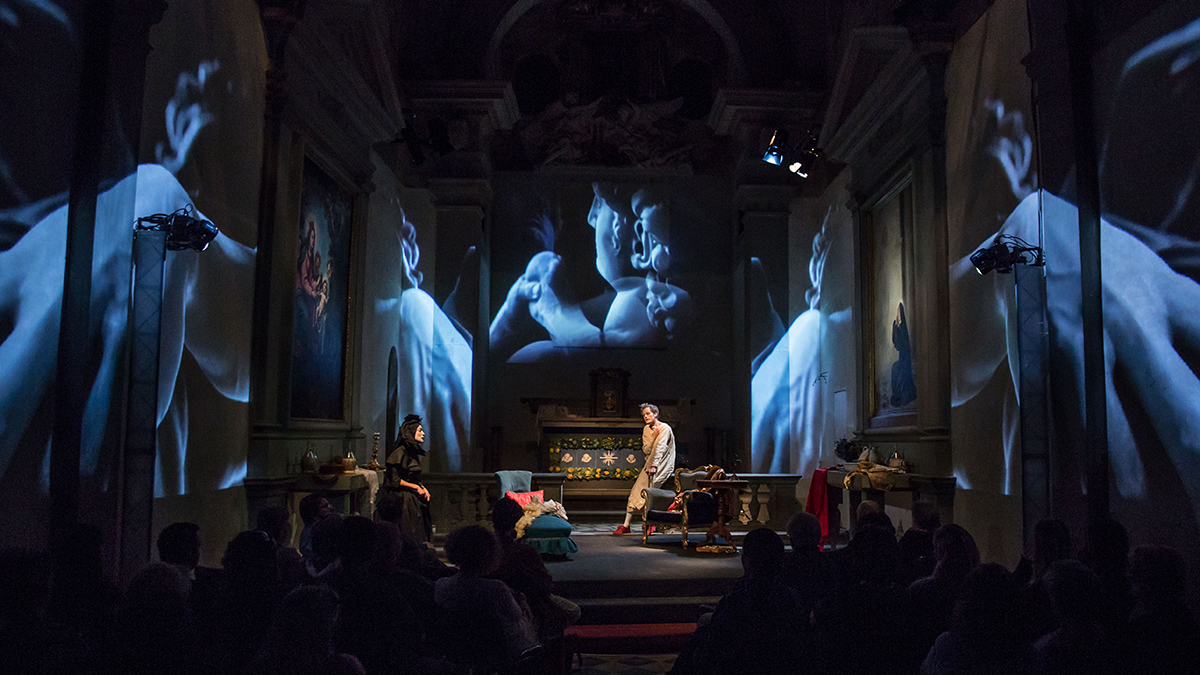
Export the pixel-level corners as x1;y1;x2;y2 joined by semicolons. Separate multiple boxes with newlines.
384;414;433;545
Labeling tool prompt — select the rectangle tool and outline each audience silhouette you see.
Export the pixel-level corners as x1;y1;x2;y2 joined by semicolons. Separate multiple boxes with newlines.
3;509;1193;675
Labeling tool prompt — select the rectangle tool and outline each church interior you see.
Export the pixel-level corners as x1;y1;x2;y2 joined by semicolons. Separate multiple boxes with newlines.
2;0;1199;673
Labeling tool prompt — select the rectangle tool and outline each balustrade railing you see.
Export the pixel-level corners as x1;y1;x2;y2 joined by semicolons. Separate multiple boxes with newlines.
731;473;803;531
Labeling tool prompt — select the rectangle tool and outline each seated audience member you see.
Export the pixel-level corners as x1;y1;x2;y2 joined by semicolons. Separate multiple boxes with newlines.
435;525;538;673
672;528;802;675
828;505;896;586
813;525;918;675
781;511;836;615
1115;545;1200;674
306;514;346;580
100;562;199;675
899;500;941;584
1033;560;1111;675
247;585;366;675
327;517;420;675
1014;518;1072;642
193;530;287;675
157;522;203;588
490;497;581;642
375;492;452;580
257;506;307;586
298;492;334;559
919;563;1032;675
908;524;980;658
369;521;437;639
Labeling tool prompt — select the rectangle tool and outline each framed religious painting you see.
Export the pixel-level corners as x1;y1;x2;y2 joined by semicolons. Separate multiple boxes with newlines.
290;156;354;420
864;174;918;428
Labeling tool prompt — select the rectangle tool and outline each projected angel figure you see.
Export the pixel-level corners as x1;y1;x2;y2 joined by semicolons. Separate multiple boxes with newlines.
890;302;916;408
953;17;1200;510
490;182;694;362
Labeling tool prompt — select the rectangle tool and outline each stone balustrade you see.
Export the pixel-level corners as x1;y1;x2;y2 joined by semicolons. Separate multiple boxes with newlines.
731;473;803;531
421;471;802;537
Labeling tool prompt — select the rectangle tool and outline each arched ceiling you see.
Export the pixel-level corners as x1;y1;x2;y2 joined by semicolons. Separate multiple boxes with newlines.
394;0;833;116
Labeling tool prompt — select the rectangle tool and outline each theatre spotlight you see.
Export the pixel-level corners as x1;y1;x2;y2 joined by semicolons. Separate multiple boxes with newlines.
763;127;821;178
762;128;788;165
970;234;1044;274
135;205;219;251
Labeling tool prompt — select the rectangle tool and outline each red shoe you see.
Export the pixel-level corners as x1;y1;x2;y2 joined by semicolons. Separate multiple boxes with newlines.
611;525;631;535
648;526;657;534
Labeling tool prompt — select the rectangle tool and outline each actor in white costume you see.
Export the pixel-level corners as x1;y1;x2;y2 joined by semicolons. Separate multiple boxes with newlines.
613;403;676;534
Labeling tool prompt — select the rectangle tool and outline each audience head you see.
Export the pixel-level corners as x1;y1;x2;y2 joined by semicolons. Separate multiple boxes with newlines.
856;500;882;521
264;585;342;665
951;563;1021;647
255;506;292;547
786;512;823;553
445;525;500;575
310;513;346;565
741;528;785;579
1129;545;1187;610
222;530;280;583
933;524;980;579
374;492;403;526
850;525;900;583
1032;518;1072;573
341;516;377;567
911;500;942;532
125;562;189;614
299;492;333;527
157;522;201;568
1044;559;1101;624
857;510;895;535
491;497;525;538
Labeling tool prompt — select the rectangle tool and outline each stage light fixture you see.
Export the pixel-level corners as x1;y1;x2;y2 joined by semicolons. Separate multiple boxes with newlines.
970;234;1044;274
135;205;219;251
763;127;821;178
762;129;787;165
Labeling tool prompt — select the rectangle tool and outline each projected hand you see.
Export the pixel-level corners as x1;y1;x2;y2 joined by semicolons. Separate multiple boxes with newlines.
489;251;600;361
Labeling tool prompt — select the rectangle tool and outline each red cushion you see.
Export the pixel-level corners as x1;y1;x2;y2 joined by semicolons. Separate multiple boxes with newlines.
505;490;544;507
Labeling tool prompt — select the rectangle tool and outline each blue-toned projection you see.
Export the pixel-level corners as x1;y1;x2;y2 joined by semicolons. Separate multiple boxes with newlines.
490;181;696;363
374;204;470;471
750;211;852;474
0;0;258;506
951;15;1200;521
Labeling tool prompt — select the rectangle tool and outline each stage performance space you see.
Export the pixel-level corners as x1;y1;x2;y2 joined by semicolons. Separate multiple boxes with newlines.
547;525;749;655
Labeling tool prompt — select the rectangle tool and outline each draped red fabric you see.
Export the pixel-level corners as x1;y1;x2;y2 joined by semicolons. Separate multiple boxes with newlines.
804;467;831;538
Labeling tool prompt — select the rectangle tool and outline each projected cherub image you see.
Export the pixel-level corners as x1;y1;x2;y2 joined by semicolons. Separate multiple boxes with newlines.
952;17;1200;515
490;182;695;363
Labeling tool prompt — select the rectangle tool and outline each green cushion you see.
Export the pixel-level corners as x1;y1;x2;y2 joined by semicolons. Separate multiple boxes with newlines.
524;513;572;538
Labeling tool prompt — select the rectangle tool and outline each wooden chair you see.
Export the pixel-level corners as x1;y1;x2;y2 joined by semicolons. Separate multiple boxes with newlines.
640;465;723;548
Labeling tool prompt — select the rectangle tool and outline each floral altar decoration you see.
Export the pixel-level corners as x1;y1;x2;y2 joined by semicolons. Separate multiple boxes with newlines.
548;436;643;481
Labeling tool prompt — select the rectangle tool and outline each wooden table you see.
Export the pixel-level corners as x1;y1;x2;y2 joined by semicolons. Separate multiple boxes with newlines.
695;479;749;552
822;468;956;536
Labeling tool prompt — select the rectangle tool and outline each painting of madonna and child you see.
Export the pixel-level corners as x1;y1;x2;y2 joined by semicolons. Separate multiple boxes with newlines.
291;158;354;420
488;174;731;369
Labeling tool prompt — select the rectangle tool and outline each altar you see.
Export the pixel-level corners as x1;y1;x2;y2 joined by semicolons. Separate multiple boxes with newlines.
539;416;647;521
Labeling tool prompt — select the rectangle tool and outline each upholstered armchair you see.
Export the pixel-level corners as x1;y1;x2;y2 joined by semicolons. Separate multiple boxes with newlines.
640;465;722;547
